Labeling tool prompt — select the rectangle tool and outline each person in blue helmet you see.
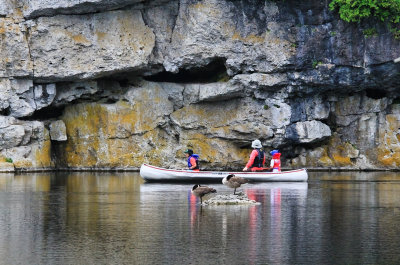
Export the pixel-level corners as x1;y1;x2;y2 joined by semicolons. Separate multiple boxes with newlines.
269;150;281;172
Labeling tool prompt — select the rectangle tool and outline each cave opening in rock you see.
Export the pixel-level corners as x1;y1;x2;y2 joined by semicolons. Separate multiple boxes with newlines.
392;97;400;104
51;140;67;169
366;88;387;99
144;58;229;83
22;106;65;121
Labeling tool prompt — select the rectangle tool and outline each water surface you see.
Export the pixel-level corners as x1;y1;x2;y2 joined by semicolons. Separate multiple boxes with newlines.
0;171;399;264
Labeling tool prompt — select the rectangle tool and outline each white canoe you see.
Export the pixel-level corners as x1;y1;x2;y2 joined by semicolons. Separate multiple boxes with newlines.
140;164;308;182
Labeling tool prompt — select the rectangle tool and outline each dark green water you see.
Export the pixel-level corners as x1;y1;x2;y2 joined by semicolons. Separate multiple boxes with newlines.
0;171;399;264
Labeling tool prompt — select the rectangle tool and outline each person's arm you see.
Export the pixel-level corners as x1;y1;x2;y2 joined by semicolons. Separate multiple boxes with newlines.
270;159;274;167
243;150;257;171
189;157;197;170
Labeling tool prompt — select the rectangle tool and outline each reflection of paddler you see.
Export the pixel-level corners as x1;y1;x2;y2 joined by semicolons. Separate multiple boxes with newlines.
222;174;249;195
246;189;257;201
188;190;198;226
191;184;216;204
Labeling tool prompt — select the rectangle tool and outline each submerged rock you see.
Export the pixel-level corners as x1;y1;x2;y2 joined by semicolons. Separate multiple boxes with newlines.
203;192;260;206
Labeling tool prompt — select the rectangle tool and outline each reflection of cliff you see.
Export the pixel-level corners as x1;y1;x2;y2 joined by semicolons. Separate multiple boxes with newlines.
326;180;400;261
0;173;52;192
65;172;142;233
0;172;145;263
62;172;144;263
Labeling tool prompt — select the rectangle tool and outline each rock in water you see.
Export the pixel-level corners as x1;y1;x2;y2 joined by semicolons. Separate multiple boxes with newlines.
202;192;260;205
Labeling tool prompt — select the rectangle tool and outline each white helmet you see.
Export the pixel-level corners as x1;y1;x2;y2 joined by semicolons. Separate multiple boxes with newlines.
251;139;262;148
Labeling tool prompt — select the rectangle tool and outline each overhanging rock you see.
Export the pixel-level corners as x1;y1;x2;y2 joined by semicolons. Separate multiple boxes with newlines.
285;120;331;144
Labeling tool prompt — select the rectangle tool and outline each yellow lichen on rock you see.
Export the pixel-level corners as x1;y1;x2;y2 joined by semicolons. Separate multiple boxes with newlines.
181;133;248;168
377;111;400;167
318;153;334;166
115;11;155;52
182;133;219;162
33;139;52;168
64;138;100;168
95;31;107;41
309;146;333;167
0;20;5;34
327;136;355;167
13;159;33;169
0;161;15;172
172;102;239;128
232;31;265;44
290;134;359;168
62;103;103;138
60;99;173;168
331;153;351;166
72;34;91;45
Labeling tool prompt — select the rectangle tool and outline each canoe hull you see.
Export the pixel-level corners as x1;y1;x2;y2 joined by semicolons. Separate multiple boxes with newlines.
140;164;308;182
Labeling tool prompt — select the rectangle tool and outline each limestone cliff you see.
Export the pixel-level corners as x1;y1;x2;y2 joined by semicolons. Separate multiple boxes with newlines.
0;0;399;171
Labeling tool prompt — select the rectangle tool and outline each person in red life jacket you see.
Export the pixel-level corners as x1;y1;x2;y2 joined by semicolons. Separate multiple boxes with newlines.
184;149;200;171
269;150;281;172
242;139;266;172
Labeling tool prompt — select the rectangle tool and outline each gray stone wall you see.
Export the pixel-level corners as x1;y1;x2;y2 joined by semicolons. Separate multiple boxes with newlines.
0;0;399;171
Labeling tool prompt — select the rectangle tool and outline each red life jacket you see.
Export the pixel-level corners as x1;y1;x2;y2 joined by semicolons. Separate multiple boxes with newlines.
272;153;281;171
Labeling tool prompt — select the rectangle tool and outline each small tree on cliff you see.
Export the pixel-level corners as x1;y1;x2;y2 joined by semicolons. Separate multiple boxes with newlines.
329;0;400;39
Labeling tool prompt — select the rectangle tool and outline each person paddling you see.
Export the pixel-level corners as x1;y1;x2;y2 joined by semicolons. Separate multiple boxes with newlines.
242;139;266;172
269;150;281;172
184;149;200;171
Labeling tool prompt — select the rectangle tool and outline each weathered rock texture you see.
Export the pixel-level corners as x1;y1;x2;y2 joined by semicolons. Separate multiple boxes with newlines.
0;0;399;171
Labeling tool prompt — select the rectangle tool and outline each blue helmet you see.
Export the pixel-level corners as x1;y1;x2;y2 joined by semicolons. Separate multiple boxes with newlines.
270;150;279;155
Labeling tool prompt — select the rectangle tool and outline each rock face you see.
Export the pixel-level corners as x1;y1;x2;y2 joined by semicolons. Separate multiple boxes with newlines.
0;116;51;170
286;120;331;144
0;0;399;171
49;120;67;141
29;9;155;82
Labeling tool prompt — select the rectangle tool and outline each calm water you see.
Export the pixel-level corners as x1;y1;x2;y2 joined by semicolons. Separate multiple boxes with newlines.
0;171;400;264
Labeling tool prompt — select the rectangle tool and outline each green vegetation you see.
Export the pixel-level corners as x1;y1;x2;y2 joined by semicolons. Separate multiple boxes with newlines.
263;105;269;110
329;0;400;23
346;141;358;149
271;0;400;39
363;28;378;37
388;24;400;39
312;60;322;69
5;157;13;163
329;0;400;39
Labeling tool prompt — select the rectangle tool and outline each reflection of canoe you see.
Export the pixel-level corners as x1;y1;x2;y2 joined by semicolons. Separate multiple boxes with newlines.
139;182;308;193
140;164;308;182
244;182;308;190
